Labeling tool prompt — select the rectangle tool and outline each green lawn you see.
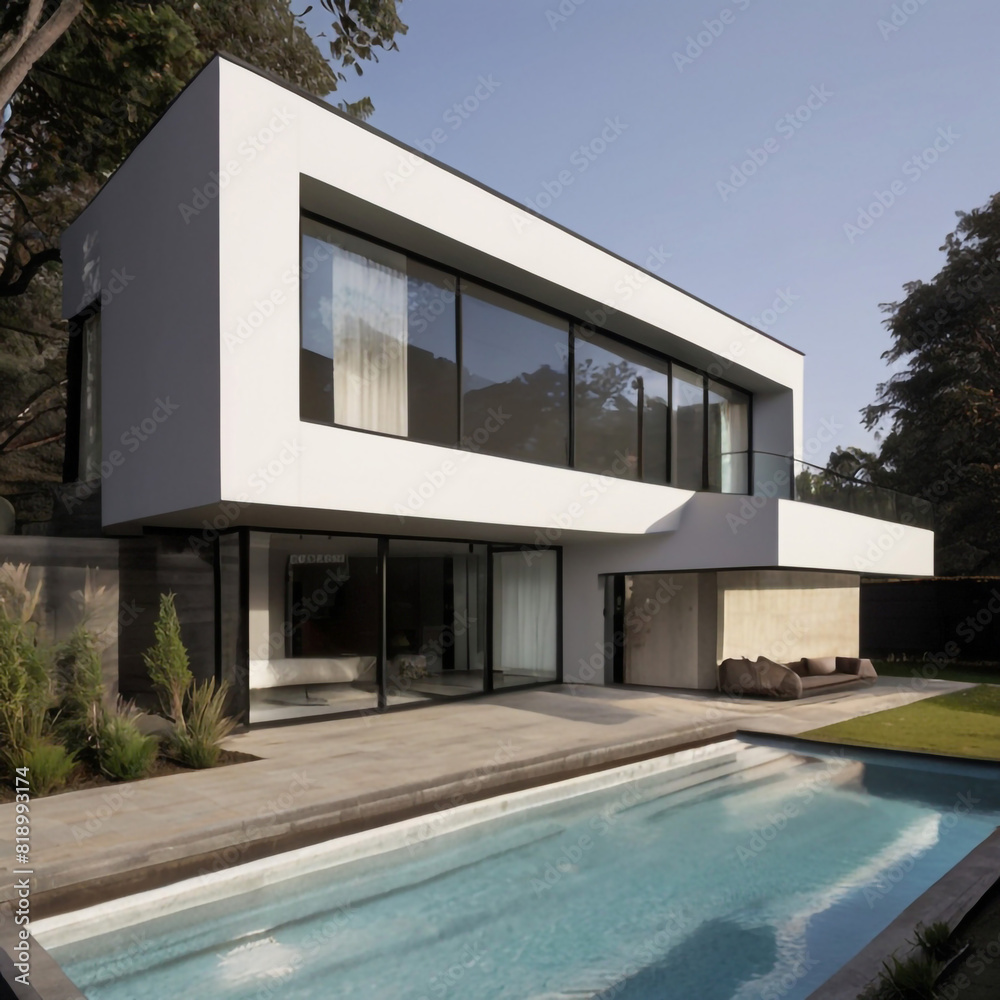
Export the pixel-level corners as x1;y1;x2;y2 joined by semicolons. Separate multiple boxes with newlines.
874;660;1000;686
805;685;1000;760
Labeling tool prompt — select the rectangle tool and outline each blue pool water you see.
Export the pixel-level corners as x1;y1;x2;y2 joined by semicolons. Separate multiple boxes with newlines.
48;743;1000;999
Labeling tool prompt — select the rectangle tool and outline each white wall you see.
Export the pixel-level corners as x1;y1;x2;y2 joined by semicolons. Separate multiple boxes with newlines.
62;62;223;527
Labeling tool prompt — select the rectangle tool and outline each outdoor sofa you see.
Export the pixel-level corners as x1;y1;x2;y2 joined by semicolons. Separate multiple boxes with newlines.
718;655;877;700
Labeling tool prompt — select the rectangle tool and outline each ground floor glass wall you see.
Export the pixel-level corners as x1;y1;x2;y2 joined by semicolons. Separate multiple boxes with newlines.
244;532;558;723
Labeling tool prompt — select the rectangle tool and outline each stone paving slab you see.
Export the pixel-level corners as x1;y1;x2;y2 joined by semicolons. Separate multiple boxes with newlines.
0;677;969;915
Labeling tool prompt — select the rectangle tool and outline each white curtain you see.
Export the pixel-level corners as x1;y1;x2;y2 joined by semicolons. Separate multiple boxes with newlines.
495;552;557;677
331;246;409;436
719;396;749;493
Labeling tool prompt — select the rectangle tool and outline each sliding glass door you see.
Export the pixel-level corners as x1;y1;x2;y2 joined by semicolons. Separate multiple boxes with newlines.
385;540;488;705
490;547;560;689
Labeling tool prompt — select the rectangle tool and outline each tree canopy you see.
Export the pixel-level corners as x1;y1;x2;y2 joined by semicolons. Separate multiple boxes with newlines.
0;0;405;503
862;191;1000;575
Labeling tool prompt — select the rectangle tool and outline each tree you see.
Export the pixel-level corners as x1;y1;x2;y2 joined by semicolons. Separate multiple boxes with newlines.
0;1;85;114
0;0;405;496
863;191;1000;575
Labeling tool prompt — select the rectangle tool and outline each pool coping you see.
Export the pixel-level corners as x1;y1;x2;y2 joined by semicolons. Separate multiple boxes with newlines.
9;728;738;921
743;733;1000;1000
805;825;1000;999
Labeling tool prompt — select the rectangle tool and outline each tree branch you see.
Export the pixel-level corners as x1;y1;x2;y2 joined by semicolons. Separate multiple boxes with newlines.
0;0;44;74
0;0;84;112
0;245;61;297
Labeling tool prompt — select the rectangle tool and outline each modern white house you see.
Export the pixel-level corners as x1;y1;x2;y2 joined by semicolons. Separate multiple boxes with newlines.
59;54;934;725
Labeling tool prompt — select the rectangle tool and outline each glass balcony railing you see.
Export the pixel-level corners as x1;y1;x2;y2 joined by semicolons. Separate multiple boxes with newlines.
750;452;934;530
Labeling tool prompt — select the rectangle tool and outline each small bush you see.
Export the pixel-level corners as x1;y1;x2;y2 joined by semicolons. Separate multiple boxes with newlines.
872;952;942;1000
912;920;954;963
170;679;236;769
0;610;54;771
143;593;193;726
57;625;107;763
99;706;159;781
16;738;77;797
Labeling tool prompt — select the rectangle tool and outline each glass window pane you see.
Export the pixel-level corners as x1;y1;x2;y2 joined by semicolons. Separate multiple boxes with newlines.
493;549;558;688
707;380;750;494
460;280;569;466
671;365;704;490
248;532;379;723
386;540;487;705
406;261;458;446
574;333;668;483
301;220;459;445
300;219;409;436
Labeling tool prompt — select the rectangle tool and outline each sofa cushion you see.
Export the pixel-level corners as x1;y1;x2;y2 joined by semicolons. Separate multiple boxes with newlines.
804;656;838;675
785;659;808;677
837;657;878;679
719;657;802;699
799;673;861;690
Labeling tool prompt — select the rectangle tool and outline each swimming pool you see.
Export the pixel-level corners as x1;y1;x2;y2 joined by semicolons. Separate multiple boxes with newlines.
35;740;1000;999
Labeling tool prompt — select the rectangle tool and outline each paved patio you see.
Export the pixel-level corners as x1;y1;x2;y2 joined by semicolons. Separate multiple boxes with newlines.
0;676;970;916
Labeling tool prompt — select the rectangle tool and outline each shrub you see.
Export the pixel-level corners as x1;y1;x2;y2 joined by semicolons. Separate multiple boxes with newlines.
872;952;942;1000
0;566;55;771
143;593;193;726
170;679;236;769
57;625;107;763
912;920;954;963
99;704;159;781
15;738;77;796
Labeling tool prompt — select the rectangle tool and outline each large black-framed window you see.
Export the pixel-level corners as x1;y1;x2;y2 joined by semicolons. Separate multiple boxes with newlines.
299;211;752;494
460;280;570;467
300;216;459;447
574;331;669;483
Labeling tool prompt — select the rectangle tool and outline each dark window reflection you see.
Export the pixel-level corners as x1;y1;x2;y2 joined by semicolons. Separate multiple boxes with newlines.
407;261;458;446
460;281;569;466
574;333;668;483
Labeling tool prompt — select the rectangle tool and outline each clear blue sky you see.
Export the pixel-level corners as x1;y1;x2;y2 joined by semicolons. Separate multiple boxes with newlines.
317;0;999;461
